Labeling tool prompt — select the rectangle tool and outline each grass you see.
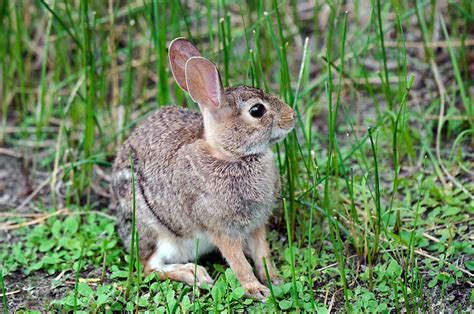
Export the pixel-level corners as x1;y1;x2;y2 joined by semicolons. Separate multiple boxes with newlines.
0;0;473;312
0;269;7;312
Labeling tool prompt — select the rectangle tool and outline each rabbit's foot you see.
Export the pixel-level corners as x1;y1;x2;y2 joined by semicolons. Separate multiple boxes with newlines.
243;281;270;302
154;263;214;288
256;269;283;286
177;263;214;287
267;274;283;286
263;274;283;286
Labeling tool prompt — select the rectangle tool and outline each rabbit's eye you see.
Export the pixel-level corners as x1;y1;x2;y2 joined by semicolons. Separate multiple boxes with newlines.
249;103;266;118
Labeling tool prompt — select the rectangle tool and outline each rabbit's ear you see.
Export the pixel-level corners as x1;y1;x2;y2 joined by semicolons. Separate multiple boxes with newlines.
185;56;224;110
169;38;201;91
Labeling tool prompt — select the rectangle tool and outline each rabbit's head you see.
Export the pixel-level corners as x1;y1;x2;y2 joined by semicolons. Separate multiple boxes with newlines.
169;38;294;158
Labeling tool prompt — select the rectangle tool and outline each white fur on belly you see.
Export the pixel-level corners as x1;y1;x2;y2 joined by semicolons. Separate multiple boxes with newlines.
148;233;215;270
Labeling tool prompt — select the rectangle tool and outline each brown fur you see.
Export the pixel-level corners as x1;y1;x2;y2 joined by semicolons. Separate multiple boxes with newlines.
111;38;294;301
246;226;282;285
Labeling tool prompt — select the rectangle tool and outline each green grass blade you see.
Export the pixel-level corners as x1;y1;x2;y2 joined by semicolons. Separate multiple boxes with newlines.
283;198;299;310
262;258;278;312
37;0;82;49
0;269;7;313
126;151;137;298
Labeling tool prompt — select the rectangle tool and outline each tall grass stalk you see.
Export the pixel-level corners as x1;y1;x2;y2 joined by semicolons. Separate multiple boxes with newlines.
14;5;26;120
404;156;427;311
36;3;53;144
306;168;317;311
392;278;400;313
99;239;108;284
283;198;299;309
206;0;213;49
51;100;64;207
248;49;257;86
347;8;380;117
272;0;292;103
73;240;86;313
108;0;119;123
177;0;193;41
389;72;414;233
323;11;350;309
126;152;137;298
192;238;200;312
38;0;82;48
251;29;267;90
292;37;312;180
323;78;349;310
414;0;433;61
122;14;135;144
265;0;299;236
133;229;140;312
440;16;473;133
253;0;268;91
172;287;191;314
332;11;351;224
150;0;170;106
323;78;349;309
367;127;382;286
80;0;96;200
262;258;278;312
343;168;362;257
219;17;230;86
0;0;8;141
135;230;141;288
376;0;393;112
0;269;7;313
395;11;416;162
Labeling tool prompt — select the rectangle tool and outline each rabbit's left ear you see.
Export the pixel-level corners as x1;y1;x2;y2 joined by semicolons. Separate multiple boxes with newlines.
169;38;201;91
185;56;224;110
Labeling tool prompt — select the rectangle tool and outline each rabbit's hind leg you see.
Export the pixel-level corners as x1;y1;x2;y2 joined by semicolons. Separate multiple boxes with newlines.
148;263;213;287
144;237;214;287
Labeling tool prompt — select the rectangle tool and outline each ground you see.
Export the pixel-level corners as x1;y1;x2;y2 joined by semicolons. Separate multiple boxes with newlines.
1;0;473;312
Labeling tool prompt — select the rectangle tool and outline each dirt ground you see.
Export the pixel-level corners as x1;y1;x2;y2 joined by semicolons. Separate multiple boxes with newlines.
0;154;96;311
0;155;30;211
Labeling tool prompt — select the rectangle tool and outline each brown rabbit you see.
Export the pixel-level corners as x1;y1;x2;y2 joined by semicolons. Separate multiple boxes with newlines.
111;38;294;301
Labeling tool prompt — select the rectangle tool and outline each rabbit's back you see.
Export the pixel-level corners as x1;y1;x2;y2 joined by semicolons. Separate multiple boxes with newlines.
112;106;204;243
113;106;203;172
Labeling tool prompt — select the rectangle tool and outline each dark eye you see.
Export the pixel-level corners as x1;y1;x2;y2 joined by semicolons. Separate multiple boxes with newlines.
249;103;266;118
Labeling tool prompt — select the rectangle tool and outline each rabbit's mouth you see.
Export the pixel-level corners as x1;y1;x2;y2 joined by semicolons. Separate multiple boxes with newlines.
269;127;293;144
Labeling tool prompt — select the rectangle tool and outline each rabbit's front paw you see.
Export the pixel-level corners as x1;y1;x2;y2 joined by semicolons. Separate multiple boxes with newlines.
257;269;283;286
244;282;270;302
269;274;283;286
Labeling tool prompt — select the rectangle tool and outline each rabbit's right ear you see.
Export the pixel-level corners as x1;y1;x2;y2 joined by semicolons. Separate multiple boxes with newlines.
169;38;201;91
185;56;224;111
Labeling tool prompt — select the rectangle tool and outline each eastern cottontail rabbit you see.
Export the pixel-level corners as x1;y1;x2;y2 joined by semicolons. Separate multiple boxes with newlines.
111;38;294;301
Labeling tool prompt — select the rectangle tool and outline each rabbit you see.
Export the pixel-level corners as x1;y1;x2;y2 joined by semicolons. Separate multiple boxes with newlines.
111;37;295;301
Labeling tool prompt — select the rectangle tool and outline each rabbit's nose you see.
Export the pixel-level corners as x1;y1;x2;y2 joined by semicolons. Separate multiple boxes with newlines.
287;108;295;123
279;112;295;130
